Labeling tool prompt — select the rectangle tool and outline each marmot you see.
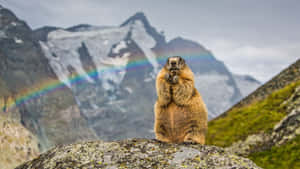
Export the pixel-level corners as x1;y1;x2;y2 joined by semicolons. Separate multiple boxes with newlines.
154;56;208;144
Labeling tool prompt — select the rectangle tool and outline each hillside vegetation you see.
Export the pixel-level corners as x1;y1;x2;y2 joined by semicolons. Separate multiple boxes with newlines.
207;80;300;147
206;59;300;169
249;135;300;169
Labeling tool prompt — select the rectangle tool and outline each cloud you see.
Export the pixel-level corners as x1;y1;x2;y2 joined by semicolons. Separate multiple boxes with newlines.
1;0;124;28
204;39;300;82
1;0;299;83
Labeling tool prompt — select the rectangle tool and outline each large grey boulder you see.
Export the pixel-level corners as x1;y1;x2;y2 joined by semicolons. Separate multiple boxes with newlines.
17;138;261;169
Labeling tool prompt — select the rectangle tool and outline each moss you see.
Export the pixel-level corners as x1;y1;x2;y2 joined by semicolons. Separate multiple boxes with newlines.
206;80;300;147
249;135;300;169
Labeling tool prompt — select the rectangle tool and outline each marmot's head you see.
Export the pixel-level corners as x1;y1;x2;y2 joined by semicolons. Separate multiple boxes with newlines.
165;56;186;74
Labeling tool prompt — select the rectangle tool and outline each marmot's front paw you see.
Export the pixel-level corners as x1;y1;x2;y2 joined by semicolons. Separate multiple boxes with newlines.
171;75;179;84
164;73;173;83
164;73;170;81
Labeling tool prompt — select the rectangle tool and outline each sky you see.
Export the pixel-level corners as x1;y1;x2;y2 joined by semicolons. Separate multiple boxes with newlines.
1;0;299;82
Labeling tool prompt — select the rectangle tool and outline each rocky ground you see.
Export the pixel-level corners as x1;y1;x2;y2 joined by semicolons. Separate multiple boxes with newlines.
16;138;260;169
226;85;300;157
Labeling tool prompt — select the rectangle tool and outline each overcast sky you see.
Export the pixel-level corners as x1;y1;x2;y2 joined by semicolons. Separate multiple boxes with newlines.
1;0;299;82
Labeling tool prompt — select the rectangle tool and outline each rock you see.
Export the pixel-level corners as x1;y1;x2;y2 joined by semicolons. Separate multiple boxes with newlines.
226;133;267;156
16;138;261;169
0;114;39;169
225;86;300;157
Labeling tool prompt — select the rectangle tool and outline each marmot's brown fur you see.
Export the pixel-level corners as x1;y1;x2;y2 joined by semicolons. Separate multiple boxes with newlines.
154;56;208;144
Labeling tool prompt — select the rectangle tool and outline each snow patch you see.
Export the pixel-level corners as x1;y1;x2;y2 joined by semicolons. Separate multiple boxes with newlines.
125;87;133;94
40;20;160;91
42;26;132;89
14;37;23;44
0;31;7;38
91;103;99;110
40;42;95;88
131;20;159;73
112;41;127;54
11;22;17;26
122;52;131;58
40;42;72;87
103;40;109;45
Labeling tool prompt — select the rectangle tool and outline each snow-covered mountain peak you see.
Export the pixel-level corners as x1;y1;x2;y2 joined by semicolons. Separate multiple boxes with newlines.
40;17;161;89
121;12;166;47
121;12;149;27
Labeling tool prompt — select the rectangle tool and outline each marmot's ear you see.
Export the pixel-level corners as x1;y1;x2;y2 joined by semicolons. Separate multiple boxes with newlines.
179;57;185;64
166;57;170;64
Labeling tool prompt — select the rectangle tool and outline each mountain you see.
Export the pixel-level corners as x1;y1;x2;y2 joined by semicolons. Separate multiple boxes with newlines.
233;74;261;96
0;3;261;154
0;5;97;153
0;5;263;168
206;59;300;169
16;138;261;169
35;12;260;141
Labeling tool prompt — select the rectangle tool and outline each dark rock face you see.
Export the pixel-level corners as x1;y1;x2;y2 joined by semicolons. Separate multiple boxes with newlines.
16;139;261;169
32;26;59;42
0;6;53;90
0;5;97;151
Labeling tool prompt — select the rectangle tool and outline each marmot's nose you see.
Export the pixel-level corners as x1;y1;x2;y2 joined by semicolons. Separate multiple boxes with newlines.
171;61;176;66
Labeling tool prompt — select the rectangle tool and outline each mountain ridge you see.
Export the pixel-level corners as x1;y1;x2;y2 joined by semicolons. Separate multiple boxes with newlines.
219;59;300;119
0;4;97;152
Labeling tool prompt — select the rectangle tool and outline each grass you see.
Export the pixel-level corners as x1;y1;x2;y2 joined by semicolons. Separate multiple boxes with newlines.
249;135;300;169
206;80;300;147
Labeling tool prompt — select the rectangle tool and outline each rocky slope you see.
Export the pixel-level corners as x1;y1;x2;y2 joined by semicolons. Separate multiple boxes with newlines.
35;12;260;141
16;138;261;169
0;5;97;152
207;59;300;169
0;114;39;169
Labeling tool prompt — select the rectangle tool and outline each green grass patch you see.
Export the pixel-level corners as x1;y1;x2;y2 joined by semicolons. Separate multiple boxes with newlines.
206;80;300;147
249;135;300;169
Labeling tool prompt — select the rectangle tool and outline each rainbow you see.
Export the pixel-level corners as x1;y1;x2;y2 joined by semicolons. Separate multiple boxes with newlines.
1;54;212;112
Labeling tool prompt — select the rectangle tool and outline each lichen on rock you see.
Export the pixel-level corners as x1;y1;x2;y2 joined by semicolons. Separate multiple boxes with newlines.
16;138;261;169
